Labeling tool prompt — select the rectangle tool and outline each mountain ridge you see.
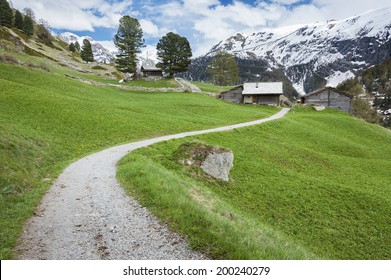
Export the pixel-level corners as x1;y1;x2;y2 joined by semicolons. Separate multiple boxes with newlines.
190;7;391;95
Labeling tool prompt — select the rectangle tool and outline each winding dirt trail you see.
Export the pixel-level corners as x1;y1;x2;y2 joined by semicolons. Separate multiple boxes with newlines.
15;108;290;260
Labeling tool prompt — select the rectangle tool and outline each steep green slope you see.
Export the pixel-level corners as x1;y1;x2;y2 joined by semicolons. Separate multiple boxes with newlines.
118;108;391;259
0;62;277;259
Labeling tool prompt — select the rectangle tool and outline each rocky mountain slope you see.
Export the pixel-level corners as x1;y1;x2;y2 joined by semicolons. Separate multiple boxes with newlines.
188;7;391;95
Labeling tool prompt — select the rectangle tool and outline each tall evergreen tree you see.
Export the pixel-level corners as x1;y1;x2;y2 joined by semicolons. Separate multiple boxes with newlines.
69;42;76;52
114;16;144;76
0;0;13;27
23;15;34;36
156;32;192;77
74;41;80;52
208;51;240;86
80;39;94;63
13;9;24;30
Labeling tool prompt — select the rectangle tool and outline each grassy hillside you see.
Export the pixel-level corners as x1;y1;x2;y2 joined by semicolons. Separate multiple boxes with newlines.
191;81;233;94
0;61;278;259
117;108;391;259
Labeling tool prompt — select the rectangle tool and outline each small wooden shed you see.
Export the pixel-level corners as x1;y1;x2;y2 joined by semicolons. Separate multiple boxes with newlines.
242;82;283;106
301;87;353;113
220;85;243;104
220;82;283;106
141;66;163;81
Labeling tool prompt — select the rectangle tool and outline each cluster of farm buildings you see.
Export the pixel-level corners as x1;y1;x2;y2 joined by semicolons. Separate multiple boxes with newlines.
220;82;353;113
140;66;353;113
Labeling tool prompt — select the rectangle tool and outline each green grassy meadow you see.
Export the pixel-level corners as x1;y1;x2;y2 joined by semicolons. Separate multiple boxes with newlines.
117;108;391;259
192;81;234;94
0;61;277;259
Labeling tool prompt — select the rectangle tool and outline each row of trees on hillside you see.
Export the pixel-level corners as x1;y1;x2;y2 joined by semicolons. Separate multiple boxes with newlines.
0;1;53;46
337;78;379;124
0;0;33;35
68;41;80;52
113;15;193;79
337;66;391;127
68;39;94;63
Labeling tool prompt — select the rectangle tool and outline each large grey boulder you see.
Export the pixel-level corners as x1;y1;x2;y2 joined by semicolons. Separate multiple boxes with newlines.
177;141;234;182
200;152;234;181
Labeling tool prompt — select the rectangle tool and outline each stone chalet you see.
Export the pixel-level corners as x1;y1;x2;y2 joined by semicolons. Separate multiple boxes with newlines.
220;82;283;106
301;87;353;113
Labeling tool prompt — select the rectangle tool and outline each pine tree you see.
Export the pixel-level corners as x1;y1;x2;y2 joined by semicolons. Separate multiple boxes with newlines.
156;32;192;77
114;16;144;76
208;51;240;86
80;39;94;63
0;0;13;27
23;15;34;36
69;42;76;52
74;41;80;52
13;10;24;30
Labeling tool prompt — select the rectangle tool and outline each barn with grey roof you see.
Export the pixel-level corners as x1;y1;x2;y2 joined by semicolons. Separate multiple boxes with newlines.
220;82;283;106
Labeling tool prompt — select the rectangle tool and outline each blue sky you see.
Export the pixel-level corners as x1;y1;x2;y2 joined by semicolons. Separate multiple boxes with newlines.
11;0;391;56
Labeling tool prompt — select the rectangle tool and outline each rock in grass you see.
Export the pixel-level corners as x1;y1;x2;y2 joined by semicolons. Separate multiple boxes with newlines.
200;152;233;181
176;141;234;181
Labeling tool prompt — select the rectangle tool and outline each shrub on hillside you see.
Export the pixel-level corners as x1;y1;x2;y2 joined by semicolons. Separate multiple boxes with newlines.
25;61;50;72
92;65;107;70
0;54;18;64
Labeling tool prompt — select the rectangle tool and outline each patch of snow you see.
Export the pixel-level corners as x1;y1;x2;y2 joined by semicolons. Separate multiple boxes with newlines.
293;83;306;96
326;71;355;87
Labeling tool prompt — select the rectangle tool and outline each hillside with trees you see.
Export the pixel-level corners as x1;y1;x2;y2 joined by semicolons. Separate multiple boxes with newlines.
337;59;391;127
208;51;240;86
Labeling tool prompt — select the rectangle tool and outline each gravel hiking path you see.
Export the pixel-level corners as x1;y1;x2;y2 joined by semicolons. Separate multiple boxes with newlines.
175;78;202;92
15;108;290;260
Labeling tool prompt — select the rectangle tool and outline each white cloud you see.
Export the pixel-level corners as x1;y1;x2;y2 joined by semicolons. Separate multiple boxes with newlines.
140;19;160;37
183;0;220;13
268;0;302;5
11;0;132;31
269;0;391;28
154;0;274;52
139;19;172;38
141;0;391;56
10;0;391;57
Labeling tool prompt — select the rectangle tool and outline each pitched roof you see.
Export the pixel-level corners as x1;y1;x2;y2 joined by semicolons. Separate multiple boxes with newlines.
302;86;353;98
242;82;283;95
221;85;243;94
141;66;162;72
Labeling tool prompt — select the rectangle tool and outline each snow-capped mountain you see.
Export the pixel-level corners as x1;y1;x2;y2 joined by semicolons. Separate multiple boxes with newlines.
59;32;160;67
59;32;115;63
195;7;391;94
